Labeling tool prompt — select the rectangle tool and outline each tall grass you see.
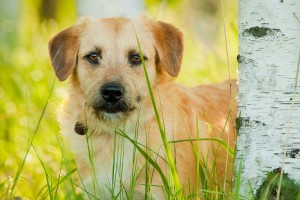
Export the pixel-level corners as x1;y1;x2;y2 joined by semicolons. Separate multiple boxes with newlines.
135;27;183;198
9;80;55;197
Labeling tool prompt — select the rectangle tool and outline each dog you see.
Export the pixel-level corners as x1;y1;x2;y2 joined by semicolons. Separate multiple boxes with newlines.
48;16;237;199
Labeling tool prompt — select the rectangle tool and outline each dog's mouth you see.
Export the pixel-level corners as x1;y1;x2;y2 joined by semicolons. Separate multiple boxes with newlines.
93;100;134;114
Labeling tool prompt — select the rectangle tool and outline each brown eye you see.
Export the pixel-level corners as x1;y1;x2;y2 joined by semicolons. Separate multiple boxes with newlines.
128;51;147;66
129;54;142;66
85;52;100;64
88;53;98;60
131;55;141;63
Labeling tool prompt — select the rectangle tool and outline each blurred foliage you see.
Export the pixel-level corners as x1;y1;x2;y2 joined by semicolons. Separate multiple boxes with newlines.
0;0;78;199
0;0;237;198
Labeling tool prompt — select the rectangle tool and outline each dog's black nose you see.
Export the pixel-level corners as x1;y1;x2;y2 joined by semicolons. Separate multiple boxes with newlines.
101;83;124;103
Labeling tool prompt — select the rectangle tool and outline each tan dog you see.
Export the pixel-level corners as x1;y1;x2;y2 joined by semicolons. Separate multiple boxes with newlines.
48;16;237;199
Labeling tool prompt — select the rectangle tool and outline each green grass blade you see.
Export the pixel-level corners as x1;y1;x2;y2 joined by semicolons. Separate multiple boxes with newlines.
56;135;77;198
38;168;77;199
10;80;55;196
233;159;243;200
77;168;93;200
116;129;171;195
248;179;255;199
73;182;100;200
32;145;53;200
84;113;101;197
169;138;234;157
133;26;182;197
54;158;63;200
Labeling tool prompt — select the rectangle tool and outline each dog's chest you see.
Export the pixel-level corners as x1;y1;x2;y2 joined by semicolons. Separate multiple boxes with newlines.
73;129;139;198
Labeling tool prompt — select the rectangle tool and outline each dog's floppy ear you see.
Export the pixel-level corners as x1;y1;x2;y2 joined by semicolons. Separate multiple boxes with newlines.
48;26;81;81
152;21;184;77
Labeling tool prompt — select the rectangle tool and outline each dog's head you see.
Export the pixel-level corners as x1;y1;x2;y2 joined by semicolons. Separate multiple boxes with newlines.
48;16;183;121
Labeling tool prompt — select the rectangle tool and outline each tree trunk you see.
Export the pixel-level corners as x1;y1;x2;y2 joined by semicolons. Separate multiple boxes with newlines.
76;0;145;18
235;0;300;198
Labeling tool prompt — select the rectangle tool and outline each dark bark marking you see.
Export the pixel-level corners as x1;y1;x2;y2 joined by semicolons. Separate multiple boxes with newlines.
236;116;242;135
286;148;300;159
236;117;267;136
237;117;266;127
243;26;282;38
237;54;244;64
236;54;255;66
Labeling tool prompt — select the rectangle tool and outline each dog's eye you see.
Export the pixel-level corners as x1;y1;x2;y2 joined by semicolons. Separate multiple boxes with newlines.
129;53;146;66
131;55;141;63
85;53;100;64
128;51;148;66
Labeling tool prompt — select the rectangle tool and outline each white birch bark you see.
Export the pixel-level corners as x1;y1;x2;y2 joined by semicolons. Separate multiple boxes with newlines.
235;0;300;198
76;0;145;18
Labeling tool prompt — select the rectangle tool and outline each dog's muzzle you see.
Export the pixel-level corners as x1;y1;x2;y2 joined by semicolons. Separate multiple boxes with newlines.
93;82;130;114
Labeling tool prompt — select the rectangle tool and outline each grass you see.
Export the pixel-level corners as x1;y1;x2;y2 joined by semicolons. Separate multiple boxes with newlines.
134;26;182;197
0;0;239;199
10;80;55;195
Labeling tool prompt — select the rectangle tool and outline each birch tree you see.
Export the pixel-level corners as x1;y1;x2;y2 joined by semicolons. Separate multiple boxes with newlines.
235;0;300;199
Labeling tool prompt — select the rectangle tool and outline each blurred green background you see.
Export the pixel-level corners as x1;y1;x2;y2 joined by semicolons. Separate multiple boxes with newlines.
0;0;237;199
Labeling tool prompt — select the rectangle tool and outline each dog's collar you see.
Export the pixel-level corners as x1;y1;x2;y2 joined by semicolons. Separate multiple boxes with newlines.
74;122;87;135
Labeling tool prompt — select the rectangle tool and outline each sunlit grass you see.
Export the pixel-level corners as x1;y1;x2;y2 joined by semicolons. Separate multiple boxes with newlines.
0;1;77;199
